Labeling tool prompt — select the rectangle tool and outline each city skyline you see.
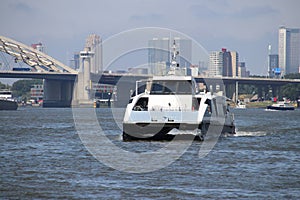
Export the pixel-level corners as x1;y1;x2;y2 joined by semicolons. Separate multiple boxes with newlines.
148;37;192;75
0;0;300;76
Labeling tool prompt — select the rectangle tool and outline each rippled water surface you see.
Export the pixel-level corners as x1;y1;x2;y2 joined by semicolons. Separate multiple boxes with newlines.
1;107;299;199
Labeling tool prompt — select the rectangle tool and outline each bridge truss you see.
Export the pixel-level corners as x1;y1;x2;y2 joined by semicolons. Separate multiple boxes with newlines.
0;35;77;74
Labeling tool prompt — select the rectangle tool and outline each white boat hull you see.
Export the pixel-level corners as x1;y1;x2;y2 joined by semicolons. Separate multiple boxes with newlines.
122;119;235;141
266;105;294;111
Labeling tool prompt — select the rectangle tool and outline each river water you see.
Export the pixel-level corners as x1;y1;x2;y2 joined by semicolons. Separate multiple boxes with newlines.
0;107;299;199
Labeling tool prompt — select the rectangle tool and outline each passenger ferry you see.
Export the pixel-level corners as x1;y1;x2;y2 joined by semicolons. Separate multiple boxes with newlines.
122;41;235;141
0;90;18;110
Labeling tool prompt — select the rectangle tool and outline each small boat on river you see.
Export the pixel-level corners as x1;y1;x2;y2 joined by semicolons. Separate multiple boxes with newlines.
0;90;18;110
236;100;246;109
122;41;235;141
267;99;295;111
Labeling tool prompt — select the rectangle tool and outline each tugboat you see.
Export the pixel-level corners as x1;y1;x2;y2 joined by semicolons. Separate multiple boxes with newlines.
122;41;235;141
0;90;18;110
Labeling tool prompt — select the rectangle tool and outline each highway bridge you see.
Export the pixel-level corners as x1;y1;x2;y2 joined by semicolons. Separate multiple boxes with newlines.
1;70;299;85
92;73;300;105
1;70;300;107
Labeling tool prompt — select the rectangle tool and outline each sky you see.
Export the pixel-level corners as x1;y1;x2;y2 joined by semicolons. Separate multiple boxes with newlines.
1;0;300;77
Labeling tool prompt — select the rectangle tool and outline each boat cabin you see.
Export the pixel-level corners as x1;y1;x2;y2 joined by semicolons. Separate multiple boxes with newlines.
130;76;201;112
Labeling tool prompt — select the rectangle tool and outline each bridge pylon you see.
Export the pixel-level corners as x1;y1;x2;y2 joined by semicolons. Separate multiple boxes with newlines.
72;47;95;106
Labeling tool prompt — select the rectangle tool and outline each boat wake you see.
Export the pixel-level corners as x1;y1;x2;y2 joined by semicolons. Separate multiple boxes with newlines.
264;108;278;111
167;128;200;136
233;131;267;137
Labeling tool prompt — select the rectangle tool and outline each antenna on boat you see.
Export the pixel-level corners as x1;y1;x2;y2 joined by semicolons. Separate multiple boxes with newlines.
168;40;179;75
172;40;179;67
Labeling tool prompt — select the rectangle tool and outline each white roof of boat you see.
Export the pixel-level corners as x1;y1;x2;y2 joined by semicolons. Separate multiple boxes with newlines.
152;75;193;81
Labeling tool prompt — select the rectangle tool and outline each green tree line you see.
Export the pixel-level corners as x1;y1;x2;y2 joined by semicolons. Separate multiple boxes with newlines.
240;73;300;100
11;79;43;101
0;81;11;90
281;73;300;100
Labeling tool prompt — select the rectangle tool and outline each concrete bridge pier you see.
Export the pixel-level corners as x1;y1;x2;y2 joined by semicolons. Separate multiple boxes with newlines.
257;85;263;100
43;79;74;107
72;48;95;107
271;85;279;97
257;85;269;100
225;83;235;101
205;79;226;96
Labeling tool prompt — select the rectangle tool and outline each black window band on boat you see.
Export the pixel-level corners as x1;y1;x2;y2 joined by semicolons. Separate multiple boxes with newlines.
150;80;193;95
131;84;147;97
132;97;149;111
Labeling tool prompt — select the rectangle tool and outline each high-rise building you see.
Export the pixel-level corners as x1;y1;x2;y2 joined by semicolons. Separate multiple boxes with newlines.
70;52;80;70
237;62;250;77
209;51;223;77
176;38;192;68
84;34;103;73
148;37;192;75
238;62;245;77
148;38;170;75
222;48;232;77
279;27;300;75
230;51;239;77
209;49;239;77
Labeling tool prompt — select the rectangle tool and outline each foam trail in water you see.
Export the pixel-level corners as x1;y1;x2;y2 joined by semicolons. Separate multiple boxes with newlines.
167;128;199;135
264;109;279;112
234;131;267;137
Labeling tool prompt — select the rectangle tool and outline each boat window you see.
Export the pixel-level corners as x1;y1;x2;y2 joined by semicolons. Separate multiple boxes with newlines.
192;97;200;110
0;92;12;95
204;99;212;116
131;84;146;97
151;83;164;94
164;81;177;94
150;80;192;94
132;97;148;111
197;98;201;105
177;81;192;94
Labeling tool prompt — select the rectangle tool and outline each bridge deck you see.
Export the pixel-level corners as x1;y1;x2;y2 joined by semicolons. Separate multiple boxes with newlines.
1;71;300;85
0;71;77;80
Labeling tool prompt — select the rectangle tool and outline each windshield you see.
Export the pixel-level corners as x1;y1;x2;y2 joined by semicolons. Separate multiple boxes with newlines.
150;80;193;94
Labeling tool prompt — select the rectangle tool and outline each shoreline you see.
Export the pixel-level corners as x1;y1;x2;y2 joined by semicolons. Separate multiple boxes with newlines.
231;100;299;109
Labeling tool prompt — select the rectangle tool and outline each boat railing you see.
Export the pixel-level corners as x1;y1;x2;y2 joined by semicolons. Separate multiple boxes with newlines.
150;106;196;112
